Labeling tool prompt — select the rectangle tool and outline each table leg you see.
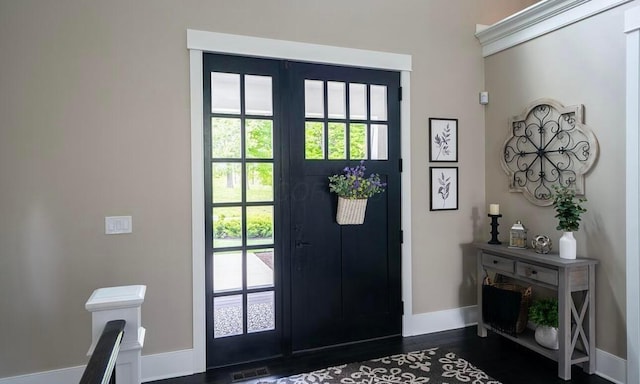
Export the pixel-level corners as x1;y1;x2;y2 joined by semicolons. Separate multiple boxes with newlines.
558;268;572;380
583;264;596;374
476;250;487;337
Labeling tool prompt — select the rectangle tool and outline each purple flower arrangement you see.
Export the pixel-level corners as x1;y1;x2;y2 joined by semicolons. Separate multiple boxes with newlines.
328;161;387;199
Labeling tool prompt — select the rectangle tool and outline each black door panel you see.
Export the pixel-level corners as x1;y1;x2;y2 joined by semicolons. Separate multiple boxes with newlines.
288;63;401;352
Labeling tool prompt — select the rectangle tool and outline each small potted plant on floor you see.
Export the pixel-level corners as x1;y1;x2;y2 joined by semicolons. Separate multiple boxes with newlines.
328;160;386;225
529;297;559;350
552;185;587;259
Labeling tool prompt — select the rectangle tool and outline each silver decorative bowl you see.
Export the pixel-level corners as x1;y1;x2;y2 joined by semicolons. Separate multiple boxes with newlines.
531;235;552;254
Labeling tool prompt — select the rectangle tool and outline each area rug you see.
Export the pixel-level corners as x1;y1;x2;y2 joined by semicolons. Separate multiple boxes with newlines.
258;348;501;384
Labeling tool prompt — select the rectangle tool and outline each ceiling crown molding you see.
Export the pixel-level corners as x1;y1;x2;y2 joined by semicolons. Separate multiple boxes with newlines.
476;0;633;57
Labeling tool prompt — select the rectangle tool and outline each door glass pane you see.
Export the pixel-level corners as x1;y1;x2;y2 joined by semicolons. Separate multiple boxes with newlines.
245;75;272;116
213;206;243;248
327;81;346;119
350;123;368;159
211;72;240;114
349;83;367;120
214;295;243;338
305;121;325;159
212;118;241;158
213;250;243;293
304;80;324;118
248;291;275;333
370;85;388;121
247;248;274;289
247;206;273;246
246;119;273;159
212;163;242;203
370;124;388;160
328;123;346;160
246;163;273;202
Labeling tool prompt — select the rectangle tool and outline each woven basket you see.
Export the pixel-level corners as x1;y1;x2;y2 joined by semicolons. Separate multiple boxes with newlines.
483;276;532;334
336;197;368;225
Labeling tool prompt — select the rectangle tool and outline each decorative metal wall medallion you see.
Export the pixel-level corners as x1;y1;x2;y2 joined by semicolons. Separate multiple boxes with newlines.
501;99;598;206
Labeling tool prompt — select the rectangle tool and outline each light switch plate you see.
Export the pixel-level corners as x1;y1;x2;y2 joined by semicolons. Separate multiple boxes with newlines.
479;91;489;105
105;216;132;234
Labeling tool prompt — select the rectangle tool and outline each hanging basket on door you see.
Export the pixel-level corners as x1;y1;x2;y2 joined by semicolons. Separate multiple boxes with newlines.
328;161;386;226
336;197;368;225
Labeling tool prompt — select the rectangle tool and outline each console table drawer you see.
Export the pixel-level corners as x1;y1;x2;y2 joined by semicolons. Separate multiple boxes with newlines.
516;262;558;286
482;254;515;273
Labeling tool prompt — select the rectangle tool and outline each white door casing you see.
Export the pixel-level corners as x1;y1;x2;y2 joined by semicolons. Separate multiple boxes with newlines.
188;30;412;372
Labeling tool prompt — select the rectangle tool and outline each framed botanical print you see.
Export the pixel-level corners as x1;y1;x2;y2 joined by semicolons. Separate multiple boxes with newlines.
430;166;458;211
429;118;458;162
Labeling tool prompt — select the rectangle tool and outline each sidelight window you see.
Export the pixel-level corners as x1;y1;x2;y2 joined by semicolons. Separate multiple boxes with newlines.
209;71;276;338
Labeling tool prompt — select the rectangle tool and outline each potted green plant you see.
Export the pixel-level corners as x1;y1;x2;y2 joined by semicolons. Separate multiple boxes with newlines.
529;297;559;350
552;185;587;259
328;161;386;225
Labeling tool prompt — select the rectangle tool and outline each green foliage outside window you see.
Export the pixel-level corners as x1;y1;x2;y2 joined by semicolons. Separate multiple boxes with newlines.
349;123;367;159
211;119;274;190
246;119;273;159
214;212;273;239
304;122;368;160
328;123;346;159
305;122;324;159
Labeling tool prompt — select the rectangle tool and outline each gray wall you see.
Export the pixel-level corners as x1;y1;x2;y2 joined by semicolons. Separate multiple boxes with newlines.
0;0;536;378
484;1;637;358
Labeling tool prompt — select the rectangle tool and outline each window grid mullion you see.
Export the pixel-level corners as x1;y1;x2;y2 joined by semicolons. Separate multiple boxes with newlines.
366;84;371;160
239;74;250;335
323;81;329;160
345;83;351;159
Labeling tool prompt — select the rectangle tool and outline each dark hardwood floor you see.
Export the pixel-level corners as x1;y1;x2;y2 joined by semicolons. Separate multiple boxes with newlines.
150;327;613;384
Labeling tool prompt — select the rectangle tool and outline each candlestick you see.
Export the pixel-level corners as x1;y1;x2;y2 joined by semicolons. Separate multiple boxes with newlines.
489;204;500;215
488;214;502;244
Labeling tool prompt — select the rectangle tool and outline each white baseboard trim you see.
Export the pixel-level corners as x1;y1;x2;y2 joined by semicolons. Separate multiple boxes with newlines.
0;349;198;384
0;365;84;384
403;305;478;336
596;348;627;384
141;349;196;382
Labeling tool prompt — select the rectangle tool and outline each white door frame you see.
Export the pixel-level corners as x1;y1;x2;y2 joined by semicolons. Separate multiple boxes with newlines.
626;7;640;384
188;30;413;372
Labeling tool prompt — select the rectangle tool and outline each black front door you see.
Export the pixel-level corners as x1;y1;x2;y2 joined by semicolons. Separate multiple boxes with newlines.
204;54;402;367
287;63;402;351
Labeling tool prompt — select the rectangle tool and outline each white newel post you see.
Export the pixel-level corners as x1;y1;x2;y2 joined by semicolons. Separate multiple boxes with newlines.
85;285;147;384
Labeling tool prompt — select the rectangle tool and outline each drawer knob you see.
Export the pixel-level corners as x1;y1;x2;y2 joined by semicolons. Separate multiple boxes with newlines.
531;270;537;274
493;260;498;264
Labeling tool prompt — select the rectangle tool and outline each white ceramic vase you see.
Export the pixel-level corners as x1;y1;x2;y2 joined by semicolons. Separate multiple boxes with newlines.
534;325;559;350
559;231;576;260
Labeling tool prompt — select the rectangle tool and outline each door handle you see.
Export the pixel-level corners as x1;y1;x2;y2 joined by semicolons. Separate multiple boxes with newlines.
295;241;312;248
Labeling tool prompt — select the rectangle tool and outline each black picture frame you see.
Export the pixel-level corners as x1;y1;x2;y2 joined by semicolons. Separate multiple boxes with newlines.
430;166;459;211
429;118;458;162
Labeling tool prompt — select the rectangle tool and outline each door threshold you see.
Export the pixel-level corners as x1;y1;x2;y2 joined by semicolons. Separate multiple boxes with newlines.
292;333;402;355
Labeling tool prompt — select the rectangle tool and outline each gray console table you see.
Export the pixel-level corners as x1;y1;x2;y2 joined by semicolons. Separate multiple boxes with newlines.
473;243;598;380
